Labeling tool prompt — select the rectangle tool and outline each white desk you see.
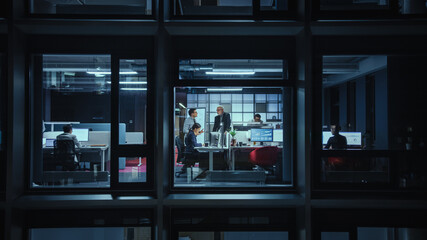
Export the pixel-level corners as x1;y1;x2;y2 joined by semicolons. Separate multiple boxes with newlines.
194;146;227;171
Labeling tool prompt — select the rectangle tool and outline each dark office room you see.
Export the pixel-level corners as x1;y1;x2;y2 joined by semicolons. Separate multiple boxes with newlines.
1;0;427;239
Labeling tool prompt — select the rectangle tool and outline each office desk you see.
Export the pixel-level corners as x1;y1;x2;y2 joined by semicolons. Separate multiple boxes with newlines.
43;145;109;171
230;145;282;170
194;146;227;171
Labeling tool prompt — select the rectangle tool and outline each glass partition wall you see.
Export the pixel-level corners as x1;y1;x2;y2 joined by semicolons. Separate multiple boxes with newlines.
173;59;293;188
316;55;427;191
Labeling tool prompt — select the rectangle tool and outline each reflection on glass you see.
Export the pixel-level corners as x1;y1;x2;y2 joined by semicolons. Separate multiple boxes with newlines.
320;0;389;11
119;156;147;183
321;157;390;184
260;0;288;11
179;59;285;80
30;227;151;240
174;87;291;188
179;231;288;240
31;0;152;15
119;59;147;145
34;54;111;188
175;0;253;16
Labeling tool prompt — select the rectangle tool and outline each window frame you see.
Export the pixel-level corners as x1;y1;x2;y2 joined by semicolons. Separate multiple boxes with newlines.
169;0;296;20
169;36;297;193
27;0;156;19
26;36;155;194
0;38;7;196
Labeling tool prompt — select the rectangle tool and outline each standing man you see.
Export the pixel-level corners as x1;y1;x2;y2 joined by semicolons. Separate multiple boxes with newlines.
213;105;231;132
183;108;204;135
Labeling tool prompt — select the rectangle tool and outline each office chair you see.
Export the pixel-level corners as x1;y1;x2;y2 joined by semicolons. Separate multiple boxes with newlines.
175;136;187;177
54;139;80;171
248;146;278;176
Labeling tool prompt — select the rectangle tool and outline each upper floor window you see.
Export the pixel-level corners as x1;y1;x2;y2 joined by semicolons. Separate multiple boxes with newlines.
30;0;153;17
314;0;427;19
179;59;286;81
172;0;294;19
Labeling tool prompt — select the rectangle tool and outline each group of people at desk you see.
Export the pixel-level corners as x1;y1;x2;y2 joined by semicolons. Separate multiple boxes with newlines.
177;105;274;176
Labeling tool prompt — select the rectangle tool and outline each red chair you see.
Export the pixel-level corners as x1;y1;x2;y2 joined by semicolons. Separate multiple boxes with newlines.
248;146;279;175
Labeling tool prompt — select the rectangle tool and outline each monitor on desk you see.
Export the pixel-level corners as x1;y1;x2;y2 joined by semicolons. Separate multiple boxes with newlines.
45;138;55;147
322;131;362;146
73;128;89;142
251;128;273;142
273;129;283;142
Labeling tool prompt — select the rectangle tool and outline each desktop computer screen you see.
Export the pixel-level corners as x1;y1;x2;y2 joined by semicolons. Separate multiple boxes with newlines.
73;128;89;142
251;128;273;142
322;131;362;146
273;129;283;142
45;138;55;147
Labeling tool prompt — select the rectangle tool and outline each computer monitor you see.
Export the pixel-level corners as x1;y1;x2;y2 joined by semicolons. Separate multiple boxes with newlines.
322;131;362;146
45;138;55;147
273;129;283;142
72;128;89;142
251;128;273;142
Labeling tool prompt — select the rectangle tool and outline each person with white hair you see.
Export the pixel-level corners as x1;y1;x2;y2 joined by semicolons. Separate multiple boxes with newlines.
212;105;231;132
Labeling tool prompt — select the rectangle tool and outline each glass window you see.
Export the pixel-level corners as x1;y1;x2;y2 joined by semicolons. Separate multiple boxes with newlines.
179;59;285;81
33;54;111;188
119;156;147;183
179;231;289;239
322;55;389;150
173;87;292;188
30;227;152;240
173;0;289;17
119;59;147;145
30;0;152;16
320;0;390;11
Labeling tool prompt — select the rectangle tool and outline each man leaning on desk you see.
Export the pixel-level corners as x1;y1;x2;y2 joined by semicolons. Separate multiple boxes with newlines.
56;124;81;149
213;105;231;132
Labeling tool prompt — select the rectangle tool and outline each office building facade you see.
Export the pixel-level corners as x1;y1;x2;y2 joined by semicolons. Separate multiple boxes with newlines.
1;0;427;239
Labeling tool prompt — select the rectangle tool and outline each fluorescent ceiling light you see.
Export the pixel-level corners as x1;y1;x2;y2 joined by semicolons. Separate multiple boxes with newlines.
95;74;105;77
206;71;255;75
206;88;243;92
87;71;138;75
179;103;186;109
121;88;147;91
106;81;147;84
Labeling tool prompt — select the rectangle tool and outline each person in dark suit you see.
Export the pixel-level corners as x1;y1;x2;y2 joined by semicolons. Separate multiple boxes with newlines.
177;123;203;175
325;124;347;150
212;105;231;132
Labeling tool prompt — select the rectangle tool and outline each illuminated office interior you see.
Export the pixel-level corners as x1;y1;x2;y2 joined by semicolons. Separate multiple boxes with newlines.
1;0;427;239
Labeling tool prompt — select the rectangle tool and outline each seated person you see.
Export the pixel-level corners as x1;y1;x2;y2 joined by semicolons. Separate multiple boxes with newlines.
325;124;347;150
249;113;263;124
179;123;203;175
56;124;81;169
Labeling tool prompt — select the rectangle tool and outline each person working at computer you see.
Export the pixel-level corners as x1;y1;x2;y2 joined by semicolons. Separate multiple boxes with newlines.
57;124;81;149
249;113;263;124
183;108;204;135
178;123;203;175
325;124;347;150
213;105;231;132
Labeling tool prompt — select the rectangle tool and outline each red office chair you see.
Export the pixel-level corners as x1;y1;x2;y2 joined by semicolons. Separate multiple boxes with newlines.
248;146;278;175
